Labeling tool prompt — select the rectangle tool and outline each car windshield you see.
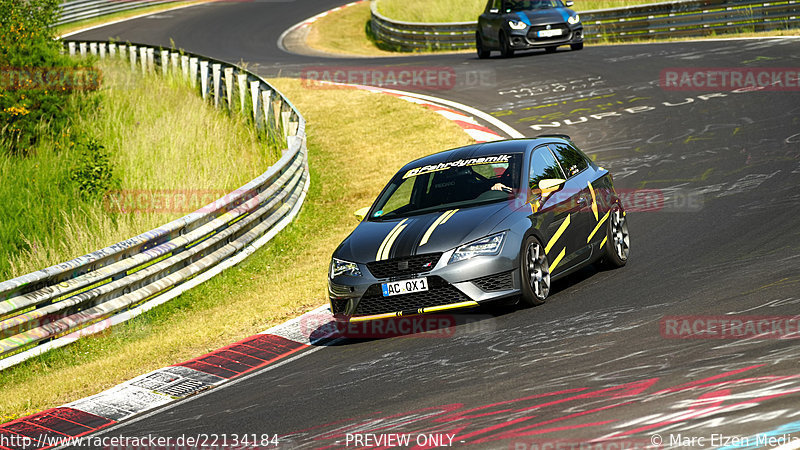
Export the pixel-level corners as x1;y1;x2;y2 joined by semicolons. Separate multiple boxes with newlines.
369;154;522;220
504;0;564;11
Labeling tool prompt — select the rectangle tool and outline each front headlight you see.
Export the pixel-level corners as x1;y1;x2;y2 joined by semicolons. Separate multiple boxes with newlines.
330;258;362;278
508;20;527;30
450;231;507;264
568;14;580;24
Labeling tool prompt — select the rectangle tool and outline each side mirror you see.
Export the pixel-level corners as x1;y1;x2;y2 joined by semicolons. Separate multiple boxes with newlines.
538;178;566;199
354;206;370;222
565;1;574;7
489;8;499;13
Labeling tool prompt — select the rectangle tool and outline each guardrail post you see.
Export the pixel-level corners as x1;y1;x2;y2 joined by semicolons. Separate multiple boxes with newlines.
272;97;283;130
129;45;136;70
181;55;189;80
171;52;179;73
140;47;148;75
109;43;116;58
282;110;291;139
89;42;98;56
250;80;260;123
79;42;87;57
212;64;221;108
161;50;170;76
189;57;198;88
99;43;106;59
261;90;272;129
68;42;76;56
147;48;155;73
200;60;209;100
224;67;234;110
238;74;247;113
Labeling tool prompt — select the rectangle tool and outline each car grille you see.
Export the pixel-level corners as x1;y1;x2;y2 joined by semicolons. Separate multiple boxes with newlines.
526;24;570;42
355;276;469;316
366;253;442;279
471;271;515;292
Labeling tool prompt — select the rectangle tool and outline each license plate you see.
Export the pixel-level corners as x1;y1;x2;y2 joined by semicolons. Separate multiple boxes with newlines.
537;28;563;38
382;277;428;297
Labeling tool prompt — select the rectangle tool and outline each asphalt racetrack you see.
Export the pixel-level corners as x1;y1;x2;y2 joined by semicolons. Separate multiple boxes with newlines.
70;2;800;448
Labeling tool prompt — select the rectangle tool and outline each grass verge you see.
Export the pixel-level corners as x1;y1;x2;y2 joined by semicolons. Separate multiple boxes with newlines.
1;59;279;278
306;2;404;57
0;79;474;423
56;1;206;37
306;2;471;56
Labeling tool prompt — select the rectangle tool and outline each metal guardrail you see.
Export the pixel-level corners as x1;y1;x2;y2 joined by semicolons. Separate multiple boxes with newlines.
0;40;310;370
370;0;800;51
56;0;181;26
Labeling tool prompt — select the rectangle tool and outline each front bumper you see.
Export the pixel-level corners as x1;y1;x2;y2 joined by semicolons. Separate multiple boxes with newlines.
507;22;583;49
329;251;521;320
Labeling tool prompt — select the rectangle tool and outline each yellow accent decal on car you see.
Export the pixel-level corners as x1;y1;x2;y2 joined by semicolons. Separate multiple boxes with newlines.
588;181;598;221
587;210;610;243
545;214;571;254
419;300;479;314
376;219;408;261
419;209;458;247
349;312;402;322
549;247;567;273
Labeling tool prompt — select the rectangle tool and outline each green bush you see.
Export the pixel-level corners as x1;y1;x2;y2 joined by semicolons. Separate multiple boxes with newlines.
70;138;119;200
0;0;96;154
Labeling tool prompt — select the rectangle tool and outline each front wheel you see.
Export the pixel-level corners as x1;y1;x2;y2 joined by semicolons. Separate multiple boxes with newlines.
600;205;629;268
570;42;584;51
476;32;490;59
520;236;550;306
499;33;514;58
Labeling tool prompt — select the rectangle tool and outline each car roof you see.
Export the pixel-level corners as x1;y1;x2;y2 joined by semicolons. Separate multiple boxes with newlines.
398;137;571;172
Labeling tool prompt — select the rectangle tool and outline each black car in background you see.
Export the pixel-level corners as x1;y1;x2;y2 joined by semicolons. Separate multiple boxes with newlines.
476;0;584;58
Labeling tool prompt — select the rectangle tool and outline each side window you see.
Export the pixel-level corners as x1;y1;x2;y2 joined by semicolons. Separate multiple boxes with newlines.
549;143;589;179
529;146;564;193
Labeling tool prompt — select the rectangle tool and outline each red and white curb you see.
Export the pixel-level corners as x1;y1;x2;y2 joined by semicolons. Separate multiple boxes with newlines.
316;81;522;143
0;306;335;450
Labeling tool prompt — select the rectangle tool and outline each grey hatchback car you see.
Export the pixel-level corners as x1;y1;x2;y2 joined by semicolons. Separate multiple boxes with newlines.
328;137;629;322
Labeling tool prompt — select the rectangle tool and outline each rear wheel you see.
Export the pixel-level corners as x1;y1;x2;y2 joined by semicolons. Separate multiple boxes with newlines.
476;32;490;59
571;42;584;51
499;33;514;58
600;205;629;268
520;236;550;306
